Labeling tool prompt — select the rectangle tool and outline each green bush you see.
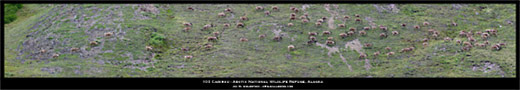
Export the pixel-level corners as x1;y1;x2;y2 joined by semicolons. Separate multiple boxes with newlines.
4;4;23;24
149;32;165;46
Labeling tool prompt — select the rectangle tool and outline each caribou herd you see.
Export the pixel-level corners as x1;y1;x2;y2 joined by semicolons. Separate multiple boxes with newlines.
40;5;508;60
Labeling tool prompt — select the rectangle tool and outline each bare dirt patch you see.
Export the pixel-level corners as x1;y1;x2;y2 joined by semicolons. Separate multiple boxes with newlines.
139;4;159;15
302;4;310;11
451;4;465;10
472;62;506;77
272;29;282;36
345;39;363;54
134;4;159;20
373;4;400;13
41;67;63;74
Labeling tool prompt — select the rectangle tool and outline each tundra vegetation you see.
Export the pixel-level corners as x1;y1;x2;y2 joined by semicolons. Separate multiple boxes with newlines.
4;4;516;77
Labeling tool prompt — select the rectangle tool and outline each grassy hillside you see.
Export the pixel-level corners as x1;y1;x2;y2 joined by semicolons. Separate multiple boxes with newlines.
4;4;516;77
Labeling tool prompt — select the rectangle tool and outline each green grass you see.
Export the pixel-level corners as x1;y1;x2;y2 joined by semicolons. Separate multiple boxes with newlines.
4;4;516;77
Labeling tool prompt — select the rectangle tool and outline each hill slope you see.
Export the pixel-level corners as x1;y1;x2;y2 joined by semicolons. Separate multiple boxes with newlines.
4;4;516;77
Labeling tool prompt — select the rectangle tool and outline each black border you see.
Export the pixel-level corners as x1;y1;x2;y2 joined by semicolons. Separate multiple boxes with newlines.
1;0;519;89
1;78;520;89
1;2;5;89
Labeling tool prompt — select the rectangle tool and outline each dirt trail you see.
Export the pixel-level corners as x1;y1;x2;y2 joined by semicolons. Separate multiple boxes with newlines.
345;39;373;71
323;4;357;71
327;62;334;68
228;13;235;21
364;59;372;71
324;4;337;29
315;42;339;57
339;54;353;72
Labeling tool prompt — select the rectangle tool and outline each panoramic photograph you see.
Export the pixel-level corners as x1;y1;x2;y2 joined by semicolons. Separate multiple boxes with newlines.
4;4;516;77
